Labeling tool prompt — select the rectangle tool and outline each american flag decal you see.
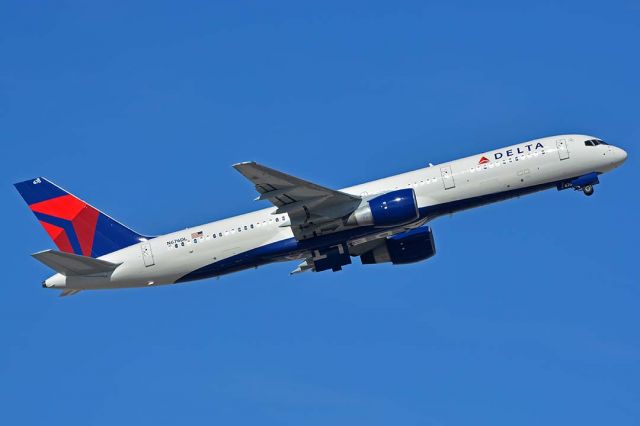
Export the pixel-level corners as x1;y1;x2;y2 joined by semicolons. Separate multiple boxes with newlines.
191;231;203;239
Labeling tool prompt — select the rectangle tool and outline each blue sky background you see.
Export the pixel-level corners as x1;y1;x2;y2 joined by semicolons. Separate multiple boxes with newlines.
2;1;639;424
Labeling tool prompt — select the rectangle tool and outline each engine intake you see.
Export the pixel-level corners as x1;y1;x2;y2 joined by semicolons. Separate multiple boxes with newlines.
347;188;419;227
360;227;436;265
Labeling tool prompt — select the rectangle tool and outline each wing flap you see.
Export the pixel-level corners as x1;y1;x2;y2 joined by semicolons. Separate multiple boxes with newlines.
32;249;121;276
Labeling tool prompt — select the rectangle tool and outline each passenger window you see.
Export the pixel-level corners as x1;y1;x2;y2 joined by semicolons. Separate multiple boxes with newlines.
244;225;248;230
275;218;279;222
250;224;254;229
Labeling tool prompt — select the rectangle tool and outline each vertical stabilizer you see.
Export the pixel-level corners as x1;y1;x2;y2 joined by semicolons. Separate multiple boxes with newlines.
15;177;150;257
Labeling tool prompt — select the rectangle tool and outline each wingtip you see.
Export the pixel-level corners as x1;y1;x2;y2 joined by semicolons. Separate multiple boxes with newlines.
232;161;256;169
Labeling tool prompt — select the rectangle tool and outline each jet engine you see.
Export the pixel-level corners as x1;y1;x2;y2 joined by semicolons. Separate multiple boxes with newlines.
360;227;436;265
346;188;419;227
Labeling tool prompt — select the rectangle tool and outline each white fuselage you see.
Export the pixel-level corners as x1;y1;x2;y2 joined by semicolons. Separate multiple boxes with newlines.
45;134;627;290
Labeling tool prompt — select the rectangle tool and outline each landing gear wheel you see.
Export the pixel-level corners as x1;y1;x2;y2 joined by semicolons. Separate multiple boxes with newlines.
583;185;594;196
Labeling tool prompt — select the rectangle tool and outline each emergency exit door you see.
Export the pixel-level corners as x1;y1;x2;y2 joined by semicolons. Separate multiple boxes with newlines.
557;138;570;160
440;165;455;189
141;242;155;267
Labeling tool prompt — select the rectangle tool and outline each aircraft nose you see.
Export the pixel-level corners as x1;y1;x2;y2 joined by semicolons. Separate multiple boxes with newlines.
615;147;628;165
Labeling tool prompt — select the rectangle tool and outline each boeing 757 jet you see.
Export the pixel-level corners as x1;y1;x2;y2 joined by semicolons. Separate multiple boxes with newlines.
15;134;627;296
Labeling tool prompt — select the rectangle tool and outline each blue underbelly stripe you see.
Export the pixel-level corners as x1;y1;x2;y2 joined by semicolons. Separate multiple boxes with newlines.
176;179;560;282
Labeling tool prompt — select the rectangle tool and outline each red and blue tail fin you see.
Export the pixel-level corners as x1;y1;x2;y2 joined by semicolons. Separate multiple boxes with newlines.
14;177;149;258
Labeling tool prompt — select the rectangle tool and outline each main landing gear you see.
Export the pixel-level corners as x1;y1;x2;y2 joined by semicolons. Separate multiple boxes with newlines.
582;184;594;196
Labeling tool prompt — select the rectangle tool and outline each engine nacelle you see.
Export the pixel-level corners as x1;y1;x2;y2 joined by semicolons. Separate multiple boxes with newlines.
347;189;419;228
360;227;436;265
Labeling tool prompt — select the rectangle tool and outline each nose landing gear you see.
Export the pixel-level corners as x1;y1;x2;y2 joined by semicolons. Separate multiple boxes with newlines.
557;173;600;196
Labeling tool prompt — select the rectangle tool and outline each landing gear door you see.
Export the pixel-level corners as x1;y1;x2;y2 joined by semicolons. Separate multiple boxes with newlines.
557;138;570;160
440;165;455;190
141;242;155;267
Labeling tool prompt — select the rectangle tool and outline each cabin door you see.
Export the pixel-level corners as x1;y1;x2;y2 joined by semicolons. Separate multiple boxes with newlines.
141;242;155;267
440;165;455;190
556;138;570;160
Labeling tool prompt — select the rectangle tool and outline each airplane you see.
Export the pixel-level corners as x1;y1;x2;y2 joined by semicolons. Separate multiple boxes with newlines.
15;134;627;297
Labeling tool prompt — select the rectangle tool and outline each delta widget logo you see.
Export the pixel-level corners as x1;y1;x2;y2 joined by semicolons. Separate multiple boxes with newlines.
478;142;545;164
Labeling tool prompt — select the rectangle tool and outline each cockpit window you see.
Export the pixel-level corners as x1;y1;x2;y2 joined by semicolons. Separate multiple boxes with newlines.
585;139;608;146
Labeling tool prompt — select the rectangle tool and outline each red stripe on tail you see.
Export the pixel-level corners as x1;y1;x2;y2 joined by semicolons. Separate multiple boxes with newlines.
30;194;86;220
39;221;74;254
73;207;100;256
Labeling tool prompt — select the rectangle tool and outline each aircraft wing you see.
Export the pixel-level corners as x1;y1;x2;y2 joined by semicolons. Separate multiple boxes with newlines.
233;162;362;239
289;223;428;274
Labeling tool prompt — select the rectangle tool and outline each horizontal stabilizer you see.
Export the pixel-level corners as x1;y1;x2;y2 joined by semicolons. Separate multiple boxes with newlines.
32;249;121;276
